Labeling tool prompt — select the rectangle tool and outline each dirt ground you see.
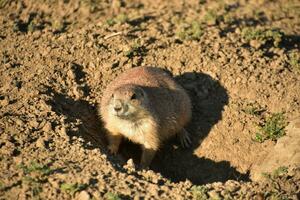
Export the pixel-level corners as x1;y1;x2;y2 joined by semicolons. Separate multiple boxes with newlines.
0;0;300;199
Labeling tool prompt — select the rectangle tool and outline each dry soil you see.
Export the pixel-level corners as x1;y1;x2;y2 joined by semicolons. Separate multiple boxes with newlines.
0;0;300;199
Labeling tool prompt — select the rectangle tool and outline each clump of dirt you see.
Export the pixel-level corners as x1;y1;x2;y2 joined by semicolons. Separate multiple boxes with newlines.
0;0;300;199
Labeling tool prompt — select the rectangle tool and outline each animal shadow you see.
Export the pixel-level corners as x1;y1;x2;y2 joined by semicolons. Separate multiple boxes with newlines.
44;86;105;149
148;72;249;184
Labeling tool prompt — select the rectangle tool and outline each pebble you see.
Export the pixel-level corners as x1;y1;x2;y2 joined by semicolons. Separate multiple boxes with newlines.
208;190;221;199
72;85;84;100
13;156;23;165
15;119;24;126
248;65;255;72
86;41;93;48
235;27;241;34
58;126;67;136
48;178;60;188
67;69;76;79
89;62;96;69
36;138;45;148
32;30;42;39
124;158;136;172
76;191;90;200
226;181;240;192
0;97;9;107
211;182;223;190
29;119;39;129
221;190;232;198
250;40;262;49
148;184;159;196
42;122;53;132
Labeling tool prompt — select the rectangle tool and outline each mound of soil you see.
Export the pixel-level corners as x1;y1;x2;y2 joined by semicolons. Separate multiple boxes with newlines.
0;0;299;199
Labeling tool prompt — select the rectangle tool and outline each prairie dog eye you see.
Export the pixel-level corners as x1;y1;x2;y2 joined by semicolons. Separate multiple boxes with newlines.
131;93;137;100
139;90;144;97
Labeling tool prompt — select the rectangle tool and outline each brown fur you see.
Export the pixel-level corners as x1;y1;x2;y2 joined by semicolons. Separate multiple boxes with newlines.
99;67;192;167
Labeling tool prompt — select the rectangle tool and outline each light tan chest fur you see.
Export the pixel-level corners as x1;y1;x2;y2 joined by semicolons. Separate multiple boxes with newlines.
105;113;157;145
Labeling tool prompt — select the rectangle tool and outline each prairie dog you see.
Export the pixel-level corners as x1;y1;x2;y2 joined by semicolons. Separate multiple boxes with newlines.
99;67;192;167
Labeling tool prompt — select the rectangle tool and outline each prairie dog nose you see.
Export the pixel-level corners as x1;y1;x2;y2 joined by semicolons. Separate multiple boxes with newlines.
113;100;123;112
114;106;122;112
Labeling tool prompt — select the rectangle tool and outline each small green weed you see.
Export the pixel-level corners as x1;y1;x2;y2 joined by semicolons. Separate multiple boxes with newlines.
104;192;122;200
124;40;146;58
191;185;209;200
261;190;289;200
203;10;218;25
0;0;11;8
272;166;288;178
18;161;53;175
242;103;265;116
261;166;289;200
262;166;288;180
60;183;88;195
81;0;102;13
106;14;128;26
176;21;204;41
288;51;300;72
52;19;65;33
17;162;54;198
254;113;287;143
27;21;35;32
241;27;283;47
22;176;44;196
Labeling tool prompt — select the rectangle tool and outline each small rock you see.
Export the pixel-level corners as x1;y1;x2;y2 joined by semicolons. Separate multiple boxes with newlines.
32;30;41;39
0;97;9;107
59;126;67;136
208;190;221;199
67;69;76;79
36;138;45;148
225;181;240;192
15;119;24;126
212;182;224;191
42;122;52;132
76;191;90;200
29;120;39;129
1;140;16;156
86;41;93;48
220;190;232;198
72;85;84;100
0;127;3;133
148;184;158;196
250;40;262;49
58;34;67;41
235;28;241;34
89;62;96;69
13;156;23;165
124;158;136;172
48;178;60;188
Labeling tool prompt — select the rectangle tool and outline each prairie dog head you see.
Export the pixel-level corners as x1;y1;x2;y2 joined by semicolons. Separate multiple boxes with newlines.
108;84;149;120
